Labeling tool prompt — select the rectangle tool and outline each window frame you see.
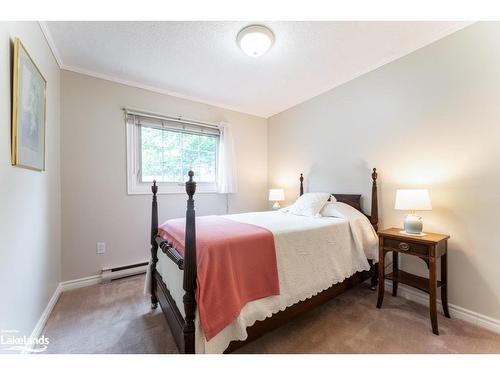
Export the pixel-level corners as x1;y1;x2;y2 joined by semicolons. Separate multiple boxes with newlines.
126;115;220;195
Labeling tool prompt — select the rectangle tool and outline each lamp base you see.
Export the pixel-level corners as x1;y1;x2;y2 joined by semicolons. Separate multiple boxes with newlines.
272;201;281;210
403;214;424;235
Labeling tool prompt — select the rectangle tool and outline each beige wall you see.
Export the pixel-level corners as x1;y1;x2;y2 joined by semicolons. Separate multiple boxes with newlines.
61;71;268;281
268;22;500;320
0;22;61;337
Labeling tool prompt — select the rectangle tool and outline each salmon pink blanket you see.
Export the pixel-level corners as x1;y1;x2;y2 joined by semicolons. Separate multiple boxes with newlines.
158;216;280;340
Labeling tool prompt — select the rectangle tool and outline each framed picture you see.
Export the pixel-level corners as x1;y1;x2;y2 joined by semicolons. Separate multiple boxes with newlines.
11;38;47;171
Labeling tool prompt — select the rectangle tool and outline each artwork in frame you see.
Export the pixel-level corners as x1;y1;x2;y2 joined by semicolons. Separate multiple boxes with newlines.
11;38;47;171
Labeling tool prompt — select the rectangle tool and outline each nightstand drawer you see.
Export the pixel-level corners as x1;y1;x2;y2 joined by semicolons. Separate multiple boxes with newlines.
384;238;429;256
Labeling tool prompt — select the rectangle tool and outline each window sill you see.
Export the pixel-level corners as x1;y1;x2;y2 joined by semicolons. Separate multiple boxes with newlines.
127;190;220;195
127;182;219;195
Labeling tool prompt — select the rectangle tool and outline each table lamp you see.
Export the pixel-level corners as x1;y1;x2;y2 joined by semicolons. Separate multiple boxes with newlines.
269;188;285;209
395;189;432;235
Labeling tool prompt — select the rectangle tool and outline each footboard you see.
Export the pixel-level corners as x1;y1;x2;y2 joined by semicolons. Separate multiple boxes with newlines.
150;171;198;353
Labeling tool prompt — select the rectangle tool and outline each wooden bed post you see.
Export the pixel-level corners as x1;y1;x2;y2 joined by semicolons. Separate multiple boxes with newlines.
150;180;159;309
370;168;379;290
299;173;304;196
370;168;378;231
183;171;197;354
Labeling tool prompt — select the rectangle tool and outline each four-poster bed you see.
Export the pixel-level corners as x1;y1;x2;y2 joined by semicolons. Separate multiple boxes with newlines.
148;168;380;353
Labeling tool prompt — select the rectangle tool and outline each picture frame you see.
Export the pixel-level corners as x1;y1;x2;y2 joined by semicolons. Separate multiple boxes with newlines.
11;38;47;171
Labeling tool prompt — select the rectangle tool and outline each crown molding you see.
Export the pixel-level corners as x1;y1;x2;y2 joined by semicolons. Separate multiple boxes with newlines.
37;21;259;117
60;64;264;118
38;21;475;119
38;21;63;68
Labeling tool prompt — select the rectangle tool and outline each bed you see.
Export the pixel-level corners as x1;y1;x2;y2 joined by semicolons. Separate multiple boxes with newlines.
146;169;380;353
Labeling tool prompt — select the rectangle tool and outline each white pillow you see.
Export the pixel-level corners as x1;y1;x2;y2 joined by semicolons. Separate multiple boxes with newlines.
321;201;364;219
287;192;331;217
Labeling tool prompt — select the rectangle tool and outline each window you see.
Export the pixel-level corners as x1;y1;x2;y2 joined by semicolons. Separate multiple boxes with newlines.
140;126;218;183
126;111;220;194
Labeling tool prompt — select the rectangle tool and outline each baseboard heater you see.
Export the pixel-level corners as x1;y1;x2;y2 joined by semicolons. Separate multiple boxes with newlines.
101;261;149;282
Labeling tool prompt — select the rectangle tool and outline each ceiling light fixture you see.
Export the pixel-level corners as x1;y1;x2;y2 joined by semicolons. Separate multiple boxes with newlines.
237;25;275;57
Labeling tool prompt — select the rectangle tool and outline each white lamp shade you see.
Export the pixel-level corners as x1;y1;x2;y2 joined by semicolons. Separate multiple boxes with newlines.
268;188;285;202
395;189;432;211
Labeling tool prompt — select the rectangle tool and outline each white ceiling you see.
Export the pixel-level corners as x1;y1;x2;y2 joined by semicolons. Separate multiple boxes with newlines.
44;21;471;117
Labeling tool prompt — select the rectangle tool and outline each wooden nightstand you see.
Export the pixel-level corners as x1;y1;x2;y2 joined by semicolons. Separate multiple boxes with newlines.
376;227;450;335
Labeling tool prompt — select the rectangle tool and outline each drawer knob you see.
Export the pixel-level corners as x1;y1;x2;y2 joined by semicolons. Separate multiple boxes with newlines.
398;242;410;251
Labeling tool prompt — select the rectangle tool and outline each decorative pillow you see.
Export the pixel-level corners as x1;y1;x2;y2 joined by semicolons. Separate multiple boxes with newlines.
321;201;364;219
287;192;331;217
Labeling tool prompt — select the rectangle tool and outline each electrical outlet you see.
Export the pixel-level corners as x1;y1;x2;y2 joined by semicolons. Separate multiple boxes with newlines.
96;242;106;254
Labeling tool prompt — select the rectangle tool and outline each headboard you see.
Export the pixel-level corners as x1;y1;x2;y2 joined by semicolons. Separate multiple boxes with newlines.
299;168;379;231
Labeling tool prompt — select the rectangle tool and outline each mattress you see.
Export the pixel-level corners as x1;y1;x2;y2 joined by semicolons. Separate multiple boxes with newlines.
150;210;378;353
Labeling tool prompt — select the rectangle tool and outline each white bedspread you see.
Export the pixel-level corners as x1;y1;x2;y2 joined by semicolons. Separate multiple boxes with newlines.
145;210;378;353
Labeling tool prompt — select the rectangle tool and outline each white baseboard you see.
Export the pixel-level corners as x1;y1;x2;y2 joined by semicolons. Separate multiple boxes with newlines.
22;274;102;353
59;274;102;292
23;284;62;354
384;280;500;334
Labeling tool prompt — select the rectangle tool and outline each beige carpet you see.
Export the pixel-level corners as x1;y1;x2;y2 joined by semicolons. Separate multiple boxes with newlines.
41;274;500;354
